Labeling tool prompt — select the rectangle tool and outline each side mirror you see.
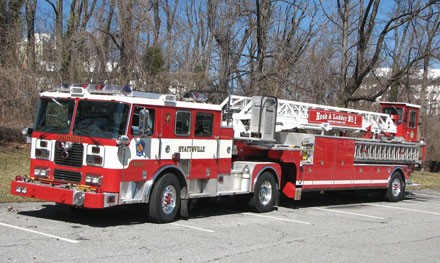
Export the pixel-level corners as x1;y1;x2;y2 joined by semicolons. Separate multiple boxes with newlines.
22;127;33;136
116;135;130;147
22;127;33;144
391;115;402;125
139;108;150;137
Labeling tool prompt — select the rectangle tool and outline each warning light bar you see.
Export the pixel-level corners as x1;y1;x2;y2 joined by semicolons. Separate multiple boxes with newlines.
183;91;208;103
52;83;133;96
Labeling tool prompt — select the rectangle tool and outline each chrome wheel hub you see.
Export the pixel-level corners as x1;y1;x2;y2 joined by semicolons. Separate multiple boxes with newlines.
391;178;401;197
161;185;177;215
258;181;272;205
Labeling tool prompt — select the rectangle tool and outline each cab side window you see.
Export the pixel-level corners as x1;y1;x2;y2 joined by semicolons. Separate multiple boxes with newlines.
195;112;213;137
132;106;155;136
408;111;417;128
176;111;191;136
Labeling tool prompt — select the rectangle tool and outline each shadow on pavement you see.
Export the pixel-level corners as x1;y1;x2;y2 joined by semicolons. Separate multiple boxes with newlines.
16;190;422;226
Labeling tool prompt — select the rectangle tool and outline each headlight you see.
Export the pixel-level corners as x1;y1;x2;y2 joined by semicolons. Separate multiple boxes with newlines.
85;174;102;186
86;155;103;166
35;148;50;160
15;186;27;195
34;167;49;178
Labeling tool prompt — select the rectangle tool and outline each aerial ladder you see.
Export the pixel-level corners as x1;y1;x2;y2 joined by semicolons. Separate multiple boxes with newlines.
221;95;424;165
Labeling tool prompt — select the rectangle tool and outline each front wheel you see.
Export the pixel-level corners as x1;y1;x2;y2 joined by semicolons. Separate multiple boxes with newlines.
384;172;405;202
149;174;181;223
249;172;277;213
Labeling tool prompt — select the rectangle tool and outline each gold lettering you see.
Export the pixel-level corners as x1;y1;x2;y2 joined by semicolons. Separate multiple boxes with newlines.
131;161;145;167
178;146;206;152
57;135;83;143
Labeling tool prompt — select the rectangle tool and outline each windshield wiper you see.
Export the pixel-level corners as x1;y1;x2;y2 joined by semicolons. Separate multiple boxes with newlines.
74;130;101;146
51;98;65;107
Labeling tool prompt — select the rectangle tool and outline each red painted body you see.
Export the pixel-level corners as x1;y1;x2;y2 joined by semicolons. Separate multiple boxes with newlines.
10;88;425;212
380;102;421;142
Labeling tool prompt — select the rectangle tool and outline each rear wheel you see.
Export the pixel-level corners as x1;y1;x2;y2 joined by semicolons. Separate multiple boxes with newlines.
249;172;277;213
384;172;405;202
149;174;181;223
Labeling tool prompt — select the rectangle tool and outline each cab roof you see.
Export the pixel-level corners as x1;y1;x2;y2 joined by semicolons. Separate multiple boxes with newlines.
40;84;223;111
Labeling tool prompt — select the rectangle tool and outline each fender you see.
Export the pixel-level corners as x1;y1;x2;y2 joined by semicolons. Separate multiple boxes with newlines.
387;166;406;185
144;164;187;203
251;164;281;192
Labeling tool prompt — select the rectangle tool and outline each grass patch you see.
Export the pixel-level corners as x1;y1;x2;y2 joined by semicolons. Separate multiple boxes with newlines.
411;171;440;191
0;144;32;202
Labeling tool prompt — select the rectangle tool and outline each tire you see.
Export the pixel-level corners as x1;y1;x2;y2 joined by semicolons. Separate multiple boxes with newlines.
249;172;277;213
149;174;181;223
384;172;405;202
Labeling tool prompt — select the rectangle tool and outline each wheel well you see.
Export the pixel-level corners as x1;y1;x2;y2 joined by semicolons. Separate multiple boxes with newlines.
258;167;280;189
153;168;188;198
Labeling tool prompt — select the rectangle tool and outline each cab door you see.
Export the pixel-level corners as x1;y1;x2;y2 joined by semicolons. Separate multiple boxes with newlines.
405;108;419;142
188;111;218;179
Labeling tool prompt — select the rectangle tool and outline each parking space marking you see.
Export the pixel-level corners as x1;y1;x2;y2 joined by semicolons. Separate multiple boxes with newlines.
367;204;440;216
243;212;312;224
312;207;385;220
171;223;214;233
0;222;80;244
413;193;440;199
405;200;440;206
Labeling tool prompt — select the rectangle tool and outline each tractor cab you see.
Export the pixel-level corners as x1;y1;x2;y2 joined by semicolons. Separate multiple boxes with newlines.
380;102;421;142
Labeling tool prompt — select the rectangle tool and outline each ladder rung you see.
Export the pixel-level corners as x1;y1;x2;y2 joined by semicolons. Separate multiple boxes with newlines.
354;142;420;163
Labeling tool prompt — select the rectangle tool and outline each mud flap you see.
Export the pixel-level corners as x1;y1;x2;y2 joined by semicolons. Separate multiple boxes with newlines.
180;198;188;219
282;181;296;198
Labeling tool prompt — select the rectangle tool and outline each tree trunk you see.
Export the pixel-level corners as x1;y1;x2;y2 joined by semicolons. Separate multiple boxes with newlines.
26;0;37;71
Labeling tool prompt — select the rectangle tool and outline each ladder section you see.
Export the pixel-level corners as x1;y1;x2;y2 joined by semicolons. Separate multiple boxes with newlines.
354;141;422;164
222;95;396;135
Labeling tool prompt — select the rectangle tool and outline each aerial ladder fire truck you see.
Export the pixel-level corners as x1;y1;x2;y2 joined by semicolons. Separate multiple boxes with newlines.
11;84;425;223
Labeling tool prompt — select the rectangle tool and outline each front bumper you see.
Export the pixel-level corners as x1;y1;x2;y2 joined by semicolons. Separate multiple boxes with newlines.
11;180;118;209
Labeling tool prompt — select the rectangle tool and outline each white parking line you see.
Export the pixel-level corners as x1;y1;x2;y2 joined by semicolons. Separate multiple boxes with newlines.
405;200;440;206
243;212;312;225
367;204;440;216
413;193;440;199
312;207;385;220
171;223;214;233
0;222;80;244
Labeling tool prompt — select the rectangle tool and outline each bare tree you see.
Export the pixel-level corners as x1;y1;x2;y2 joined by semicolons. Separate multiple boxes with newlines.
419;5;439;109
253;0;271;93
152;0;161;45
25;0;37;70
416;4;440;162
0;0;25;66
94;0;116;82
116;0;135;83
163;0;178;71
325;0;437;106
266;0;319;98
207;0;255;94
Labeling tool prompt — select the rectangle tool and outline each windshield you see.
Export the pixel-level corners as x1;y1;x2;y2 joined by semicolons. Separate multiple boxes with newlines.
34;98;75;134
382;107;403;122
73;101;129;139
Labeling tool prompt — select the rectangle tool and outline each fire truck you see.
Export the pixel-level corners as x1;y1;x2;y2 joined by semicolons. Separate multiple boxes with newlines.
11;84;425;223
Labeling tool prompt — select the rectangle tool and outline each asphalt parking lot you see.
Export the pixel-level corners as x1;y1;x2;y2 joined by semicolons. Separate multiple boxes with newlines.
1;190;439;262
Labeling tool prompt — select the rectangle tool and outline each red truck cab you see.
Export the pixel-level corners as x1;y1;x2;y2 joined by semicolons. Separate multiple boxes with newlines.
380;102;421;142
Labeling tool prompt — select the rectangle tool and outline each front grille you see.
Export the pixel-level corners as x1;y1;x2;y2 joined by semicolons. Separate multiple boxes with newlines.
54;142;84;167
54;169;82;183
